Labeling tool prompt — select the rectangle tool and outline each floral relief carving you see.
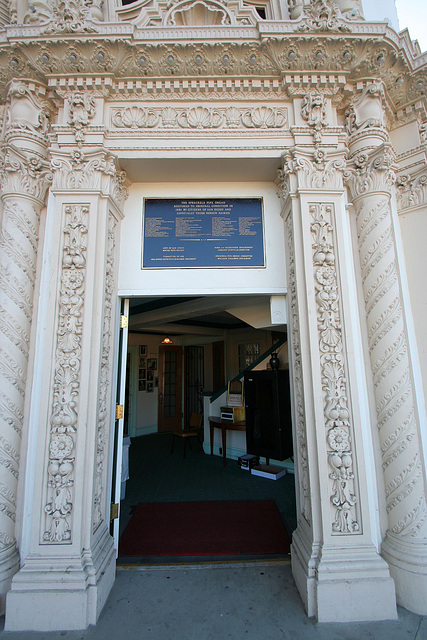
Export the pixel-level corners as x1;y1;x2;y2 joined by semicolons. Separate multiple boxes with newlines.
44;204;88;544
310;203;359;534
93;213;117;533
111;105;288;131
283;149;346;191
344;143;396;197
51;150;128;207
0;145;52;203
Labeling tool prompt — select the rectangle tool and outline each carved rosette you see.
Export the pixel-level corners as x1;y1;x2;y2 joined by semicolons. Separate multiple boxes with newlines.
93;213;118;533
345;146;427;539
44;204;88;543
310;203;359;533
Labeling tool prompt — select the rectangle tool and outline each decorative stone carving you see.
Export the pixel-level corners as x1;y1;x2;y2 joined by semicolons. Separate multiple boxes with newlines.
51;150;128;207
297;0;351;32
281;196;312;525
301;92;328;143
345;145;427;541
4;80;51;140
68;91;96;145
45;0;103;32
23;0;51;24
93;213;117;533
396;172;427;211
0;145;52;203
111;105;288;131
283;148;346;190
44;204;88;543
345;82;386;135
165;0;231;26
0;78;52;611
344;143;395;196
310;202;359;533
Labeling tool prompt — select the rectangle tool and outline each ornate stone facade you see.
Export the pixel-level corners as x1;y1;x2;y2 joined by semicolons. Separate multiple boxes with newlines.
0;0;426;631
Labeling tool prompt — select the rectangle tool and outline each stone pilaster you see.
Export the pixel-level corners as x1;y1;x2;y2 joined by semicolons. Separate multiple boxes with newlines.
276;90;396;622
4;142;127;631
0;79;52;613
345;81;427;615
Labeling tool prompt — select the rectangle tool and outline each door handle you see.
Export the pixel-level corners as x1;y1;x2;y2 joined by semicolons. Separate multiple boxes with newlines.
159;393;163;404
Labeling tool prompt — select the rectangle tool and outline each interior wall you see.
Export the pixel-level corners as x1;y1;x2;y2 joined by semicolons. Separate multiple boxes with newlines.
128;333;162;436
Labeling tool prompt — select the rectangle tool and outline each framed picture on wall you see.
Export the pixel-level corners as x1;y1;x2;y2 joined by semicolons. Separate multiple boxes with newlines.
147;370;154;381
139;345;147;356
139;357;146;368
139;369;146;380
147;358;157;370
146;382;154;393
139;380;146;391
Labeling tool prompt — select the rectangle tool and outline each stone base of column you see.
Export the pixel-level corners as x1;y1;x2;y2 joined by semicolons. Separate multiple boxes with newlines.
382;531;427;615
0;545;20;615
4;532;115;631
292;527;397;622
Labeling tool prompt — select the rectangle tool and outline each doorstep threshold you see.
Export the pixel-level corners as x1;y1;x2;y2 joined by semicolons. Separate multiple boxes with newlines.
117;556;291;571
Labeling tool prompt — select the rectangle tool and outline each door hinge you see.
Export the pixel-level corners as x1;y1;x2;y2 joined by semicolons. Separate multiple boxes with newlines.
120;314;128;329
115;404;124;420
110;503;119;521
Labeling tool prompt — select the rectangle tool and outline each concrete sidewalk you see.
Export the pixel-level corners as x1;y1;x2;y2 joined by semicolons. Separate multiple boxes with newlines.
0;561;425;639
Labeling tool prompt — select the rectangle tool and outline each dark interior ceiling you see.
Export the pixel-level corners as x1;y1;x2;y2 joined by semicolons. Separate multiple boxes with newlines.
129;296;247;335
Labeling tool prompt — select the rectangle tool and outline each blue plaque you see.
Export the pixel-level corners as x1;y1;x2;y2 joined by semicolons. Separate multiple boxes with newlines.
142;198;264;268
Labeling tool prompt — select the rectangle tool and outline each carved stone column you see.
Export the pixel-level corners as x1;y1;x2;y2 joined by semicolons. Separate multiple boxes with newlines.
0;80;52;613
276;90;396;622
345;82;427;615
5;145;127;631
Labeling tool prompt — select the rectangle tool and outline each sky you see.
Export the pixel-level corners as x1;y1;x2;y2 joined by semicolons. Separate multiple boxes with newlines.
395;0;427;52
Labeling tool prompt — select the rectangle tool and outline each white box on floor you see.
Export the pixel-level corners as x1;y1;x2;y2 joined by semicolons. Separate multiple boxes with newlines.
251;464;287;480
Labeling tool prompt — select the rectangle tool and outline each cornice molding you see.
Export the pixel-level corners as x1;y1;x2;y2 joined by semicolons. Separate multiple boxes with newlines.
0;28;425;111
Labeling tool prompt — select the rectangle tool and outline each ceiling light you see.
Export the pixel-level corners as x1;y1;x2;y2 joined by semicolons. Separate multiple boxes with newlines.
162;336;173;344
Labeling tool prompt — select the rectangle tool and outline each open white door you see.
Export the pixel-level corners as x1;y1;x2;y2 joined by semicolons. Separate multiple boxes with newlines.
111;298;129;553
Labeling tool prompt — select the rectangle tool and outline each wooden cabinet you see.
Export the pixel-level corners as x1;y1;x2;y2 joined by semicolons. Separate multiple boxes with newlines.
244;370;293;461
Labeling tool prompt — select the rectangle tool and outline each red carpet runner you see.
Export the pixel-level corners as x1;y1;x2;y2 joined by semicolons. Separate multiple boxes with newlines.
119;499;290;557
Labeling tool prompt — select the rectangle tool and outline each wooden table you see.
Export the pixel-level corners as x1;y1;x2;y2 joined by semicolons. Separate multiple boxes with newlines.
208;416;246;467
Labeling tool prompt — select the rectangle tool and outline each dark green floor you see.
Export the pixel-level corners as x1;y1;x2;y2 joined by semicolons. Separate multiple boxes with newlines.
119;432;297;558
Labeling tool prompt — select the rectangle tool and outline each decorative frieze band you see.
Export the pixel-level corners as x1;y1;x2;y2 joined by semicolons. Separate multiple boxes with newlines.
44;204;88;543
110;105;288;132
